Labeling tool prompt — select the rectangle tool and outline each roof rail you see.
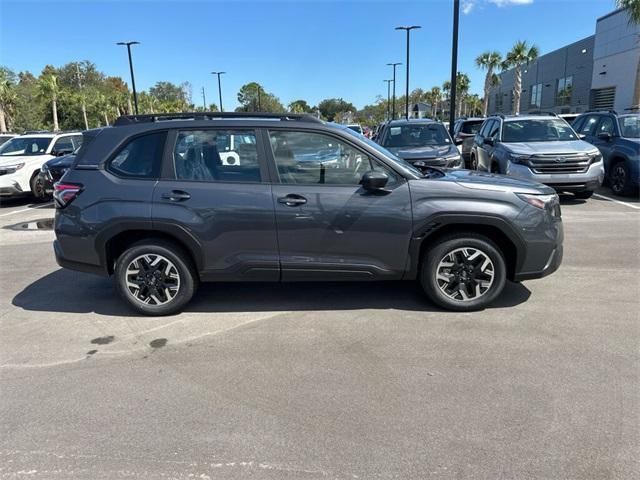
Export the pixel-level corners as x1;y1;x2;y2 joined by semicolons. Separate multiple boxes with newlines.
584;109;618;115
23;130;52;134
113;111;323;126
489;113;506;119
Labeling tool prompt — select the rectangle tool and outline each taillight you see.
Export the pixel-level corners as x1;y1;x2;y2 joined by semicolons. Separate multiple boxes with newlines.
53;182;83;208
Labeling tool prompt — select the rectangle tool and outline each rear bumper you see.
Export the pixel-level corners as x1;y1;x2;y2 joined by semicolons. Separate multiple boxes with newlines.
54;239;108;276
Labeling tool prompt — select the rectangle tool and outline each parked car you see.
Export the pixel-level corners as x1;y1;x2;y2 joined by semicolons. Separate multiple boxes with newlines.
0;132;83;199
0;133;18;146
375;119;463;169
558;113;580;125
38;152;77;198
572;110;639;196
470;113;604;199
452;117;485;168
54;112;563;315
346;124;364;135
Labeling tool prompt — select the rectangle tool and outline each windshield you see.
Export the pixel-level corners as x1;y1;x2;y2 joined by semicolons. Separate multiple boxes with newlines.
502;119;577;142
340;125;424;177
381;123;451;148
618;115;640;138
0;137;51;156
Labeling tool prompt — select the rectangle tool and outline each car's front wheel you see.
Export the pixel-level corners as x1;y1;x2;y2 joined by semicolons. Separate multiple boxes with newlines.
30;173;51;202
115;240;198;316
421;234;507;311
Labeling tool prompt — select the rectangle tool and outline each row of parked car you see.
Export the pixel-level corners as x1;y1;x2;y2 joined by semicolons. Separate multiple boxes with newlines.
372;110;639;197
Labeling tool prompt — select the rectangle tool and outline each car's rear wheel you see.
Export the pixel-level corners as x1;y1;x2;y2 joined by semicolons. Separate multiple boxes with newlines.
115;240;198;316
421;234;507;311
609;161;633;196
574;190;594;199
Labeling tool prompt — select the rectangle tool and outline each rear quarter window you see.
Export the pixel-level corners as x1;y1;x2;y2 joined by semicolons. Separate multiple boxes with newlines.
107;132;166;179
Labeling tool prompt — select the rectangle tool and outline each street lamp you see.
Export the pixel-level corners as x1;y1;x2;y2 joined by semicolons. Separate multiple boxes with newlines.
386;62;402;119
395;26;421;119
211;71;225;112
116;41;140;115
383;79;393;121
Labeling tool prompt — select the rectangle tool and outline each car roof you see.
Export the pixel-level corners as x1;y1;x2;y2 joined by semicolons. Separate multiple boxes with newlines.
386;118;439;126
500;115;558;122
458;117;485;122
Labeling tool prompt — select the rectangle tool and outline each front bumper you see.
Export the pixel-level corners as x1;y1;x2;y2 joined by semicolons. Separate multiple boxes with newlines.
514;243;563;281
506;161;605;192
0;171;31;197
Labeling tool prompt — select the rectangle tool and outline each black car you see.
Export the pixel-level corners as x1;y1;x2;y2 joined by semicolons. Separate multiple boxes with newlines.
375;119;463;169
54;112;562;316
38;153;76;198
452;117;485;168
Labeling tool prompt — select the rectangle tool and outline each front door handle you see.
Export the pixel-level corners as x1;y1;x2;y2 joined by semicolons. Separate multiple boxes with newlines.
278;194;307;207
161;190;191;201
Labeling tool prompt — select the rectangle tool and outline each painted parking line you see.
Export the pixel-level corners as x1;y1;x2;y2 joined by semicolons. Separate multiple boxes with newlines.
593;193;640;210
0;202;53;217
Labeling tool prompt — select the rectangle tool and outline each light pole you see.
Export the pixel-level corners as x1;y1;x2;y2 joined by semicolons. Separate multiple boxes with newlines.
395;26;421;119
384;79;393;120
211;71;225;112
386;62;402;119
449;1;459;137
116;41;140;115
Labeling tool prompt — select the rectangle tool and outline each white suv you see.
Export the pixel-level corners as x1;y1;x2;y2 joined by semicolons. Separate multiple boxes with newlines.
0;132;83;199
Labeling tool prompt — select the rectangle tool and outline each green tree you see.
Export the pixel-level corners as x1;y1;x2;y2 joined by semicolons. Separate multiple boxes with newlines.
317;98;356;122
0;67;17;132
456;72;471;117
288;99;313;113
430;86;441;118
502;40;539;115
475;51;502;116
38;66;60;131
236;82;284;112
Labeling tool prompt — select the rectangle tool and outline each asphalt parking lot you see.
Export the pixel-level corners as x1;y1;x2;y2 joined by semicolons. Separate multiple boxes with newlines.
0;189;638;479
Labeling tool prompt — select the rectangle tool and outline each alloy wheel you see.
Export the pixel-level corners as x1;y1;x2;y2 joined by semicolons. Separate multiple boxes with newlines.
611;164;626;194
435;247;495;301
125;254;181;305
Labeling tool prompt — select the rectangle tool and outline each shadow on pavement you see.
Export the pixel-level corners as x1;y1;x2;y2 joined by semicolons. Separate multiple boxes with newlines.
13;268;531;317
0;197;54;210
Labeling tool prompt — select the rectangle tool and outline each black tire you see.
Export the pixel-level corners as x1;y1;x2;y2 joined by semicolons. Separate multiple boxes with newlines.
609;161;633;196
30;173;51;202
420;234;507;312
115;240;198;316
490;162;500;174
574;190;594;199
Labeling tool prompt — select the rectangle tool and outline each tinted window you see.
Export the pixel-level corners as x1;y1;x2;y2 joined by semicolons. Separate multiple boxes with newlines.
618;115;640;138
461;120;484;135
597;117;615;136
502;119;577;142
0;137;51;156
578;115;599;136
269;130;397;185
174;130;260;183
572;116;586;132
487;120;500;139
108;132;165;178
381;123;451;148
478;120;493;138
53;137;74;152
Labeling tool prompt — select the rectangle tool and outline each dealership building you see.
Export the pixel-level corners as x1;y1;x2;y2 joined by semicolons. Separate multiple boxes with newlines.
488;8;639;115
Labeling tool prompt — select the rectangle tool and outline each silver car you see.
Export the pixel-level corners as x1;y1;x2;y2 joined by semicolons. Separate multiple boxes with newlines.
471;114;604;199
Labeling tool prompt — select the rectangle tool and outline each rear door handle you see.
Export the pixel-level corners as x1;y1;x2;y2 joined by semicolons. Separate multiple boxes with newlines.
278;194;307;206
161;190;191;201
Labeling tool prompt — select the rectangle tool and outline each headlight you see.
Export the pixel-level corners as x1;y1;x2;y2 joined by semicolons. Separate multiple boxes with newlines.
507;153;529;164
1;163;25;174
516;193;558;209
588;151;602;163
443;154;463;167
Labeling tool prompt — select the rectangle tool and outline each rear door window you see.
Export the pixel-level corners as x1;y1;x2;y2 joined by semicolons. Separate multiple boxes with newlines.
478;120;493;139
173;130;262;183
108;132;166;179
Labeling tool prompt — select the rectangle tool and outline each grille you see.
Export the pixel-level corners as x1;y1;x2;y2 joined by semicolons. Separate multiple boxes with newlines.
528;153;591;174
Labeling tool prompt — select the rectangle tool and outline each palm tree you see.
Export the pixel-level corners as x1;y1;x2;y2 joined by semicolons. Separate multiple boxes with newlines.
38;72;60;131
431;86;441;118
475;51;502;116
0;69;16;133
456;73;471;118
502;40;539;115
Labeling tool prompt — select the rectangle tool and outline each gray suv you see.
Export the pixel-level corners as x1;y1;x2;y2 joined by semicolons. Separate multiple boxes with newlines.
471;114;604;199
54;112;563;316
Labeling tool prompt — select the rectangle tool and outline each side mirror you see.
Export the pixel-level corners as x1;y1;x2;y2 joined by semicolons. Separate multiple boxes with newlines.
578;133;587;140
597;132;612;142
454;138;464;146
361;170;389;192
483;137;494;146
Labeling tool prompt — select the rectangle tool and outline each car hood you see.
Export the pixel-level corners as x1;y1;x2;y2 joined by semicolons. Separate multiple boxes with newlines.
387;144;455;159
0;154;51;167
45;154;76;169
444;169;555;195
504;140;598;155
